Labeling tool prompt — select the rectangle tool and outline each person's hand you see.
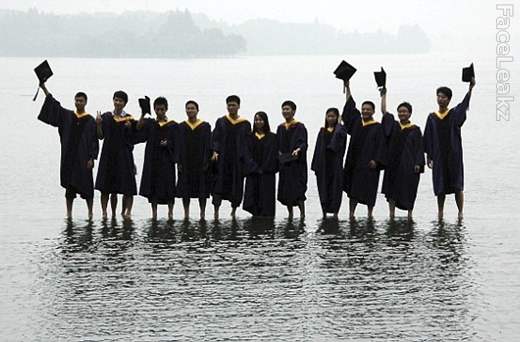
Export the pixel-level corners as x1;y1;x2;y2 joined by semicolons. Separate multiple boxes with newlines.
211;151;219;161
427;158;433;169
343;80;350;88
96;111;102;125
414;165;421;173
469;77;476;90
368;160;377;169
379;86;387;97
87;159;94;169
291;148;301;157
160;139;168;146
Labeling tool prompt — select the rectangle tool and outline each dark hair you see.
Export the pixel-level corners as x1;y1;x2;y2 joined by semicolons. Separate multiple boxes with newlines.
113;90;128;104
253;111;271;134
153;96;168;109
281;100;297;111
74;92;87;101
185;100;199;111
226;95;240;105
324;107;339;128
361;101;375;111
397;102;413;113
436;86;452;100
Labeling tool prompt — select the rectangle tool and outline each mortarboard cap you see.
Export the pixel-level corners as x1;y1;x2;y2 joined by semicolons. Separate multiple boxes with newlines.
34;60;53;84
334;60;357;81
374;67;386;88
462;63;475;82
139;96;151;115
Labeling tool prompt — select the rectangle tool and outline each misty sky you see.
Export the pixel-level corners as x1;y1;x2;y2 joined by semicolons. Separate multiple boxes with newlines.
0;0;510;52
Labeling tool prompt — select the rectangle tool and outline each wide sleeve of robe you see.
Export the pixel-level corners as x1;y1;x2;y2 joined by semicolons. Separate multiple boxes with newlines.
211;118;224;153
38;94;66;128
414;126;426;173
423;115;434;161
262;133;279;173
294;123;308;154
87;119;100;161
133;117;153;144
341;96;361;135
452;91;472;127
328;124;347;153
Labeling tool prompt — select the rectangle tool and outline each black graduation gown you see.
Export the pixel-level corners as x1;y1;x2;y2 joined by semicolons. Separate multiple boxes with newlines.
175;120;212;199
381;113;425;210
137;118;177;204
276;121;308;206
243;132;278;217
341;97;385;207
211;116;253;207
424;91;471;195
95;112;138;195
38;94;99;199
311;124;347;213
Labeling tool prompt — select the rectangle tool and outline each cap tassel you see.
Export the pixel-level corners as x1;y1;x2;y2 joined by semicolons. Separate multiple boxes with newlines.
32;85;40;102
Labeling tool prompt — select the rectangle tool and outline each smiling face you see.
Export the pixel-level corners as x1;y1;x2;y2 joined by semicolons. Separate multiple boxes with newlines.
113;97;126;113
397;106;411;123
185;103;198;120
74;96;86;113
254;114;265;132
282;105;295;121
361;102;375;121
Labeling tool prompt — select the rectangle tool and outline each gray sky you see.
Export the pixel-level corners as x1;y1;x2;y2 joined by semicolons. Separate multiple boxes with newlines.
0;0;501;52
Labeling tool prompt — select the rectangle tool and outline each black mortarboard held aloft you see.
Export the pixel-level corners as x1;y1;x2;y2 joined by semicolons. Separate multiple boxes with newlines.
33;60;53;101
462;63;475;83
334;60;357;93
374;67;386;88
139;96;151;116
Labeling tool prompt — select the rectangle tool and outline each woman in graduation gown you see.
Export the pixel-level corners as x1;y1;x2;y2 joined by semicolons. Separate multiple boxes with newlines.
379;87;425;220
95;90;138;220
136;97;177;220
175;100;212;220
243;111;278;217
37;83;99;220
311;108;347;218
341;80;386;219
424;78;475;220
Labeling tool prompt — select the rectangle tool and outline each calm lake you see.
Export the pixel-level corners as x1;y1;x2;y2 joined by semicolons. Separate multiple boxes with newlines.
0;54;518;341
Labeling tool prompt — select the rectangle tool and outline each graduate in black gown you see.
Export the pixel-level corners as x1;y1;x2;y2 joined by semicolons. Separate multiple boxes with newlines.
176;100;212;220
277;100;308;219
379;87;425;220
37;83;99;220
211;95;253;220
95;91;138;219
341;80;385;219
311;107;347;218
137;97;177;220
243;111;278;217
424;77;475;220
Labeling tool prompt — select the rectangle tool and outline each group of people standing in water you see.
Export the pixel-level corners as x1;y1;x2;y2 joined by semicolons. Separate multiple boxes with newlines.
36;71;475;222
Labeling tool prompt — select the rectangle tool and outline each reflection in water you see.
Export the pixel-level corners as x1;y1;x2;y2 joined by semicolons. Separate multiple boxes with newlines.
29;218;475;341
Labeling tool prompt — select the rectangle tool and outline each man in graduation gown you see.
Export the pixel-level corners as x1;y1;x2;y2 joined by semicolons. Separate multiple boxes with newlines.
311;108;347;218
341;80;385;220
380;87;425;220
37;83;99;220
424;78;476;220
211;95;253;220
277;100;308;219
176;100;212;220
95;90;138;220
136;97;177;220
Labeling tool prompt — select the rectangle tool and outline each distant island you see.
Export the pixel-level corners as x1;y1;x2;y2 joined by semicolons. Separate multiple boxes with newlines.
0;9;431;58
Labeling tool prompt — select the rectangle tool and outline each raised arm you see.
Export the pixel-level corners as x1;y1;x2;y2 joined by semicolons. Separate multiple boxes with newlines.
37;85;66;128
453;77;476;127
341;80;361;134
96;111;104;140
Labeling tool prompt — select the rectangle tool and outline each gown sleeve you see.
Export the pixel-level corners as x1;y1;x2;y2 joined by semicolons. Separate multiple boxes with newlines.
341;96;361;135
452;91;471;127
423;115;433;161
311;129;323;173
38;94;67;128
414;127;425;173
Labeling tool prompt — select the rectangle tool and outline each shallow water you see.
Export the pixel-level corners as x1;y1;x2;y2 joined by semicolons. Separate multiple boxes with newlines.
0;54;519;340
